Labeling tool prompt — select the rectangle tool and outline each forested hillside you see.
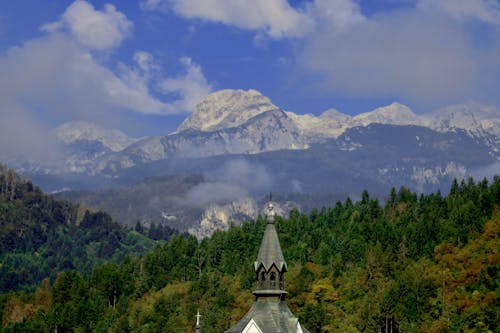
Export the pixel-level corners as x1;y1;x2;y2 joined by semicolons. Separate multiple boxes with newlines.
1;175;499;332
0;166;175;293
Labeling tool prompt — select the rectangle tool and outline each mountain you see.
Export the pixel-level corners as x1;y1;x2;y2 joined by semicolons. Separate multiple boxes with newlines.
58;174;207;230
352;102;422;127
8;90;498;177
4;89;500;236
424;102;500;135
286;108;351;142
176;89;279;132
286;102;422;142
423;102;500;157
57;123;495;237
53;122;139;174
54;121;138;152
97;94;306;173
0;166;161;292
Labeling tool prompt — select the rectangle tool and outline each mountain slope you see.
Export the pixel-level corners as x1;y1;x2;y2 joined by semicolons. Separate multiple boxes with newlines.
54;121;138;152
4;90;499;189
98;108;306;173
0;166;160;292
177;89;278;132
57;124;496;236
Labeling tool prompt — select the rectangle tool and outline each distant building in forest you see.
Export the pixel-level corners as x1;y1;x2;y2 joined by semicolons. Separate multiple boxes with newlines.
225;200;309;333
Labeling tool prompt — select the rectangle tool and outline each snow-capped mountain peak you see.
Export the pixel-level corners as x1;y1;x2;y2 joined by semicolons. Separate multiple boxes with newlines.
54;121;137;152
286;109;352;140
319;108;352;122
176;89;279;132
353;102;421;127
424;102;500;137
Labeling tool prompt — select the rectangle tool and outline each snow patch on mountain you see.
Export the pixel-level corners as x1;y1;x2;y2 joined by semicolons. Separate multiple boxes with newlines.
286;108;352;141
287;102;421;141
55;121;137;152
177;89;278;132
353;102;422;127
411;162;467;192
423;102;500;137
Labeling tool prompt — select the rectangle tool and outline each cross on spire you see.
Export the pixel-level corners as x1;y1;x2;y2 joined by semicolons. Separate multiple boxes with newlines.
195;311;201;333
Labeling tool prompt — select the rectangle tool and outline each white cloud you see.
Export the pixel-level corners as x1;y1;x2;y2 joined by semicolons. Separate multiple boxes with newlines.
41;0;133;50
143;0;500;107
133;50;157;73
0;0;217;162
297;1;500;107
0;33;172;141
306;0;365;30
418;0;500;25
183;159;274;206
160;57;213;112
142;0;313;39
299;10;478;104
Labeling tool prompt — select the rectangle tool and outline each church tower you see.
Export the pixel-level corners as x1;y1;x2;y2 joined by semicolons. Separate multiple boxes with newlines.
225;200;309;333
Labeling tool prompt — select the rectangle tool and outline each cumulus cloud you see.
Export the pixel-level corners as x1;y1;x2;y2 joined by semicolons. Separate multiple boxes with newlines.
146;0;500;107
299;10;478;104
160;57;213;112
133;50;158;73
0;1;213;164
297;0;500;107
141;0;313;39
0;34;169;118
306;0;365;30
418;0;500;25
41;0;133;51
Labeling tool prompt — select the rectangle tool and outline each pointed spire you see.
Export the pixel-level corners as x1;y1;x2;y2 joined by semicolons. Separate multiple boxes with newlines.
254;197;287;273
266;193;276;224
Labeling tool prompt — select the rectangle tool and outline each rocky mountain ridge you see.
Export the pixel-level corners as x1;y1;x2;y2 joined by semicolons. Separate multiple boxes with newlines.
57;90;500;174
176;89;279;132
54;121;138;152
6;89;500;238
4;89;498;180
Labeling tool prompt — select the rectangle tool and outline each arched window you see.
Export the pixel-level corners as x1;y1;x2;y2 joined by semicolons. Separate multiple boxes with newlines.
258;271;266;288
270;272;276;287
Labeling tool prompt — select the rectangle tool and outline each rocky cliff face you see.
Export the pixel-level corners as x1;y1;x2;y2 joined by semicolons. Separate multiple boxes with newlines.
16;90;498;176
187;196;297;239
54;121;138;152
177;89;278;132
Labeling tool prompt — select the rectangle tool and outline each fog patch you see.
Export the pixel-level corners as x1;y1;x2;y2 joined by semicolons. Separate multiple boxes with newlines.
0;104;63;168
208;158;273;193
291;179;303;193
182;158;275;207
184;181;248;207
470;161;500;181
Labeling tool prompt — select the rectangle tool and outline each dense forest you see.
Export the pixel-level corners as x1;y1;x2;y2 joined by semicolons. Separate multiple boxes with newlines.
0;166;176;292
0;165;499;332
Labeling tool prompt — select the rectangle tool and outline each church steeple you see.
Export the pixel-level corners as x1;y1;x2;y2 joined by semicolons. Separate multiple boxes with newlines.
253;197;288;300
225;196;309;333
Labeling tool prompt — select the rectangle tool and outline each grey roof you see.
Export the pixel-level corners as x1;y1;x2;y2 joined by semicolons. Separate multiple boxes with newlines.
225;300;309;333
225;200;308;333
254;222;287;272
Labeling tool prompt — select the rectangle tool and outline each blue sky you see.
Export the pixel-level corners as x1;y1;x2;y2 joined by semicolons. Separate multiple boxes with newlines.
1;0;500;137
